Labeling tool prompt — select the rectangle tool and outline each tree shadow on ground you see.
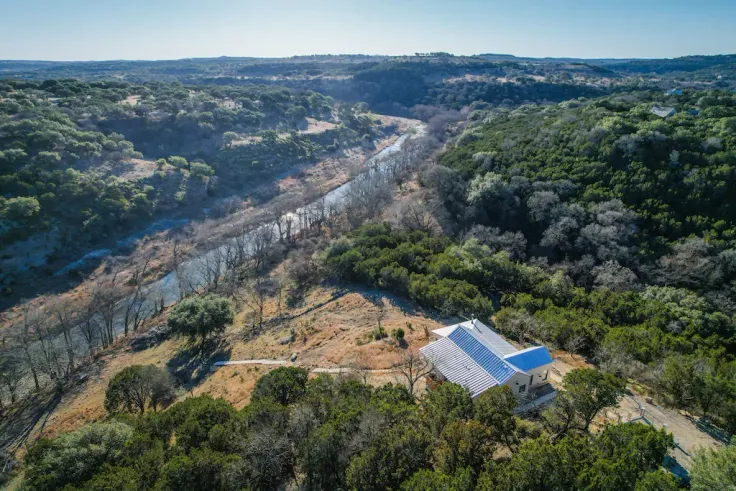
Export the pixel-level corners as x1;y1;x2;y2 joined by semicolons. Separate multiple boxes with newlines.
354;285;461;325
0;389;62;454
166;337;232;391
688;415;732;444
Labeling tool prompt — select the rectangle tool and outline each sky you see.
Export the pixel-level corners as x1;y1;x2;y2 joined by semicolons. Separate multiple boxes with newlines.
2;0;736;61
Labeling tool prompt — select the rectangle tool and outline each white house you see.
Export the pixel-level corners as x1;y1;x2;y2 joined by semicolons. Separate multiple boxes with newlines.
420;319;555;401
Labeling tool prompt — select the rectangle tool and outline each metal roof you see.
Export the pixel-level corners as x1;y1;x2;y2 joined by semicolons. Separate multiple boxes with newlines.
472;321;518;355
432;320;517;356
420;337;499;396
448;327;517;385
504;346;553;372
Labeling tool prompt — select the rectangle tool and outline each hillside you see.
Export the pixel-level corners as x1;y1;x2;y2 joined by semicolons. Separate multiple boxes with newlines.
2;62;736;489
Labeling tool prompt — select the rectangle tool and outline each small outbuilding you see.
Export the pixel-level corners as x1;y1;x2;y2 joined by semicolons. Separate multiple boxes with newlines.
651;106;676;118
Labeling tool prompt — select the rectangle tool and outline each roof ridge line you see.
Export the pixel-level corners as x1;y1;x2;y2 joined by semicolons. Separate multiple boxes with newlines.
444;334;501;385
449;327;522;379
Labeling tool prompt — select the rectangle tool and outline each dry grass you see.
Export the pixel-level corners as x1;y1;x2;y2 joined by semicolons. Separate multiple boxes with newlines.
32;285;444;438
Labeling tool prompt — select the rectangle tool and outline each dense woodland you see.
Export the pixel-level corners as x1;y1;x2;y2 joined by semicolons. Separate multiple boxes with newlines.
0;78;378;298
2;54;736;489
326;89;736;433
22;367;682;491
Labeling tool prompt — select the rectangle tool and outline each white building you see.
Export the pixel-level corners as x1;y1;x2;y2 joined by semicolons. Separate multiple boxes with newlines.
651;106;676;118
420;319;555;401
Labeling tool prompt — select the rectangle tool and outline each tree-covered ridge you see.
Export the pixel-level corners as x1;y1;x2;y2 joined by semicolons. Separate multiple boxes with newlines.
0;79;375;247
441;90;736;244
21;367;679;491
319;90;736;433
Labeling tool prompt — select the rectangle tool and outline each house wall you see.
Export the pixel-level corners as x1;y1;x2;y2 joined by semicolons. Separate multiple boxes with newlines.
528;363;553;388
502;364;553;396
503;371;534;397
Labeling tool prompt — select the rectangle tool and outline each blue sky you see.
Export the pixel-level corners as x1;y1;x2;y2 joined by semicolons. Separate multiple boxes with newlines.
2;0;735;61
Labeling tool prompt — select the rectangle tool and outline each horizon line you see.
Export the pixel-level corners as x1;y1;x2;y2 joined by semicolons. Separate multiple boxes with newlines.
2;51;735;64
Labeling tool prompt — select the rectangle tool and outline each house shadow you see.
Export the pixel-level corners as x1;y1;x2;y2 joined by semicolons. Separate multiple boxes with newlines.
166;337;232;390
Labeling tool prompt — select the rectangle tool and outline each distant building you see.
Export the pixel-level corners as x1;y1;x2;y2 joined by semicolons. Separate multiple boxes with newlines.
420;320;556;410
688;109;700;116
651;106;676;118
666;88;683;96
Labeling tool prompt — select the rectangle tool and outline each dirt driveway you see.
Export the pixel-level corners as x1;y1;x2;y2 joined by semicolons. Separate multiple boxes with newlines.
549;351;725;473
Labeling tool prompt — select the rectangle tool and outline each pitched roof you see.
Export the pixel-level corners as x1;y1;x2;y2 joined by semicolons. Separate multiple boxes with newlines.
432;320;517;355
420;337;499;396
503;346;553;372
421;319;554;396
421;320;520;396
651;106;676;118
448;327;518;384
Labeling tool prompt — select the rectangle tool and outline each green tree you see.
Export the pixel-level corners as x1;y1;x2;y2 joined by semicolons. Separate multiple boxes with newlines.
251;366;308;406
1;196;40;222
581;423;674;491
155;448;236;491
104;365;175;414
434;419;493;475
346;424;432;491
401;468;473;491
189;161;214;178
23;421;133;491
167;294;234;347
691;440;736;491
78;465;140;491
563;368;626;432
421;383;474;437
634;470;680;491
473;385;519;451
478;434;592;491
167;155;189;169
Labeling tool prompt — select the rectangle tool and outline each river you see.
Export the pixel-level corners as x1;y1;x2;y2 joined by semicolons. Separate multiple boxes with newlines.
14;126;423;389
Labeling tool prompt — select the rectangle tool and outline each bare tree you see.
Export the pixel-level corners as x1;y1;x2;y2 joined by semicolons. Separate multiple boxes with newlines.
242;277;276;332
47;297;79;375
248;224;276;274
15;302;40;390
122;256;154;336
0;346;26;405
564;334;586;360
392;199;441;235
394;349;433;398
498;311;536;347
350;352;373;385
28;310;63;386
342;170;393;228
90;274;122;349
375;303;387;339
172;239;188;300
78;298;100;357
192;243;225;292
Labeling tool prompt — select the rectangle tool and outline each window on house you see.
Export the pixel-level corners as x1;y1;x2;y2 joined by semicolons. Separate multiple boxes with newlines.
542;370;548;381
518;384;526;394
